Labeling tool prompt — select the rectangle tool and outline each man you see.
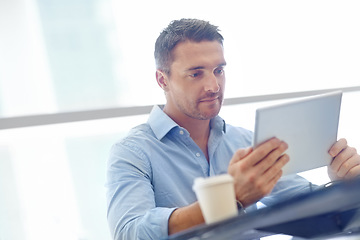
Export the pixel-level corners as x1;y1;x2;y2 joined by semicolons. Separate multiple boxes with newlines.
106;19;360;240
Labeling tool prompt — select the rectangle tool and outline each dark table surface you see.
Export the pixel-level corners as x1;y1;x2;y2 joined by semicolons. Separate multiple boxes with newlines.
168;178;360;240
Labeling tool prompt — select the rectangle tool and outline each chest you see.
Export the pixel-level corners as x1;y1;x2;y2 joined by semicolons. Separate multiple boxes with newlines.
149;133;235;207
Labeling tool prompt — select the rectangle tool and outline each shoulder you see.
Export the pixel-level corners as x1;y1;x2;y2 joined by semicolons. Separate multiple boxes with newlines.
111;123;156;158
224;123;253;147
226;124;253;136
107;123;159;183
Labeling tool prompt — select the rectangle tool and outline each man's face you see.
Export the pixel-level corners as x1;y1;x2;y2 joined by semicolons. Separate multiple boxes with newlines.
162;40;226;121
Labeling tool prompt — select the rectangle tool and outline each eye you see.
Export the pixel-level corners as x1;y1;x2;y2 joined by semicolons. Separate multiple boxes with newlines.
189;71;203;78
214;68;224;76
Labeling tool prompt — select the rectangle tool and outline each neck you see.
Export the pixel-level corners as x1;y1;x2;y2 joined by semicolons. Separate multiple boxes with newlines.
163;106;211;138
184;119;211;142
163;106;211;161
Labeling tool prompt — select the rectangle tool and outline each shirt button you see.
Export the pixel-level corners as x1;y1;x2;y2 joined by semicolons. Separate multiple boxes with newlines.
179;130;184;135
196;152;201;157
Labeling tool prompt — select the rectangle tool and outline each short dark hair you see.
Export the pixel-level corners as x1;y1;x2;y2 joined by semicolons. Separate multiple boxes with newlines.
154;18;224;74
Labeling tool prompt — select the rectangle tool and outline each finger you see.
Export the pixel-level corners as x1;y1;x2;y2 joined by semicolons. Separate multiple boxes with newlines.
345;165;360;179
330;146;357;173
337;152;360;178
248;154;288;197
267;169;283;190
254;167;284;197
329;138;348;158
250;138;283;166
255;141;288;174
230;147;253;165
262;154;289;180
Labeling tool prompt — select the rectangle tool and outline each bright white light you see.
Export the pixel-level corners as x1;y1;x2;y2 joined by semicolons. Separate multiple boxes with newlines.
1;0;360;240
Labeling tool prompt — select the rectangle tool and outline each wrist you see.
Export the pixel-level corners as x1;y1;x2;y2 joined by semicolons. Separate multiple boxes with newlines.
236;200;247;214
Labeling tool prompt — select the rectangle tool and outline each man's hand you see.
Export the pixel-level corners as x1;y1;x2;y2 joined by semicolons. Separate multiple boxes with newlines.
228;138;289;207
328;138;360;180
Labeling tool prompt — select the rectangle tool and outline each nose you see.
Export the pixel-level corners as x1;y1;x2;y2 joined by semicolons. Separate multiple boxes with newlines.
204;74;220;93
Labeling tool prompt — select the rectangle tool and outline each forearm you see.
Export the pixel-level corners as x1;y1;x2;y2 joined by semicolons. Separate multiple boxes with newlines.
168;201;205;235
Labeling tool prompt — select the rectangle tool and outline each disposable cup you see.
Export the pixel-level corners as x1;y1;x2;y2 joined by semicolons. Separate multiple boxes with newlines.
193;174;238;224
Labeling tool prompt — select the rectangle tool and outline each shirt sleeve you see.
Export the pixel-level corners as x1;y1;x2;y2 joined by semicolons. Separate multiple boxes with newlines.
106;141;176;240
260;174;318;207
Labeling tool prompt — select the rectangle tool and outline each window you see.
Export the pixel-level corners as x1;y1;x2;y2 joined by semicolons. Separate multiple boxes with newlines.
1;0;359;116
1;1;359;239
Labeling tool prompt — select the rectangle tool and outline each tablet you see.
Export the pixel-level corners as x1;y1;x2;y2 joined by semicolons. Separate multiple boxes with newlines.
253;91;342;175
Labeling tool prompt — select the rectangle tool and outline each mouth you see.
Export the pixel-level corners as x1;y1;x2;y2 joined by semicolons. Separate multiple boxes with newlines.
199;96;219;103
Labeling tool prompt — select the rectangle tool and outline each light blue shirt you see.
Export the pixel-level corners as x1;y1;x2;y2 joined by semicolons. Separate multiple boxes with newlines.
106;105;312;240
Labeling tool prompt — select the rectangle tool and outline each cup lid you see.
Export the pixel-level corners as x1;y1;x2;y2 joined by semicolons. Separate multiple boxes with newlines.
193;174;234;189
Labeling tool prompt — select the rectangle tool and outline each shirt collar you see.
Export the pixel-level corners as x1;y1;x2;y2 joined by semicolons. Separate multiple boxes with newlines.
148;105;227;140
210;114;227;134
148;105;178;140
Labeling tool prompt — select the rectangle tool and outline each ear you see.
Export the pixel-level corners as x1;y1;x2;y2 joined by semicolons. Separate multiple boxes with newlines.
156;70;169;91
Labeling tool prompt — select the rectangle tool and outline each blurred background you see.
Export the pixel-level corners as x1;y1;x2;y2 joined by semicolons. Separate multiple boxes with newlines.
0;0;359;239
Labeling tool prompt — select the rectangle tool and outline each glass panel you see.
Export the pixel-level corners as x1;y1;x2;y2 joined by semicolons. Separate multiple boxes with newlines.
1;0;360;117
0;114;147;240
36;0;119;112
0;92;359;239
223;1;360;98
0;146;26;240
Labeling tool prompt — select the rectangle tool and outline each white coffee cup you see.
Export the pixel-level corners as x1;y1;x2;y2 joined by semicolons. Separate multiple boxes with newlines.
193;174;238;224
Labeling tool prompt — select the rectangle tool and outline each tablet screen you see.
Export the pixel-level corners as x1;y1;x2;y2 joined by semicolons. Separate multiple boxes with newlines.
253;91;342;175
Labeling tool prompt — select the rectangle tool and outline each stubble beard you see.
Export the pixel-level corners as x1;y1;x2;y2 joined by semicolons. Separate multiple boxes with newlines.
181;94;223;121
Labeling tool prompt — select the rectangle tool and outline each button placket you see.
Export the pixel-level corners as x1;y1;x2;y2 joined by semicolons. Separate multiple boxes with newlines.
177;127;209;175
